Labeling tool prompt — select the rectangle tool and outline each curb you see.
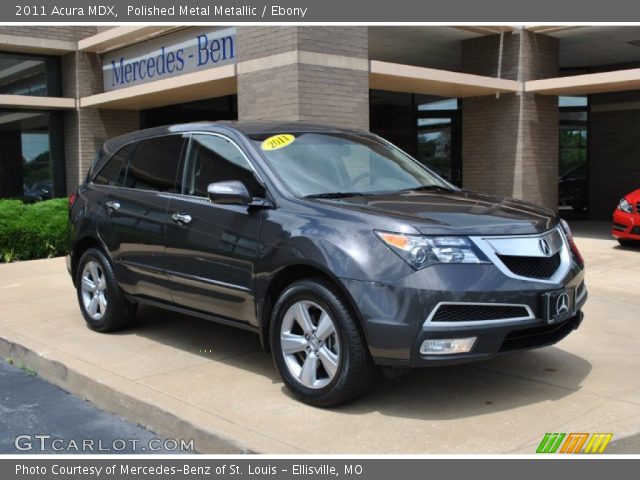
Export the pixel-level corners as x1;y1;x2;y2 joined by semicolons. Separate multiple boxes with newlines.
0;336;255;454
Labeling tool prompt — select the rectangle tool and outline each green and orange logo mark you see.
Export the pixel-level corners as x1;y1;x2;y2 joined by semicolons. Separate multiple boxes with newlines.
537;432;613;454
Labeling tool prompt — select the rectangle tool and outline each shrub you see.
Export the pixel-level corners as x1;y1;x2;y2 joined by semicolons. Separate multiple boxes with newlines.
0;198;69;263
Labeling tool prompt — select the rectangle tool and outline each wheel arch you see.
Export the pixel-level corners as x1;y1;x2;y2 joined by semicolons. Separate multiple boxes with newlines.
70;234;109;286
258;263;367;353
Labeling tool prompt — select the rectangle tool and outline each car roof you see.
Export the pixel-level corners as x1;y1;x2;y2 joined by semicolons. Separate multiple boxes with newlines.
102;121;369;153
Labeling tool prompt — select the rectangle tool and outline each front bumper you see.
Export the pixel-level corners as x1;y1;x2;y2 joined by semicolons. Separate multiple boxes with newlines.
612;209;640;240
340;261;586;367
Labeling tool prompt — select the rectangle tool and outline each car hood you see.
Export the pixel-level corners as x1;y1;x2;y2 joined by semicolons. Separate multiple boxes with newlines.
310;190;557;235
624;189;640;204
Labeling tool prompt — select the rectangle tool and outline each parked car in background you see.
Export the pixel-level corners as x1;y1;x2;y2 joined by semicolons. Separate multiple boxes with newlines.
612;189;640;246
559;164;587;212
67;122;588;406
23;180;52;203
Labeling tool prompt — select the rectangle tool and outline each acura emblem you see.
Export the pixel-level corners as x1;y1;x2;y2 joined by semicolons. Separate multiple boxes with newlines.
539;238;552;256
556;292;570;315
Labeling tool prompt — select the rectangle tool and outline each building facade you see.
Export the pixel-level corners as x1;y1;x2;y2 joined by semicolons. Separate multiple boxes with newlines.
1;25;639;219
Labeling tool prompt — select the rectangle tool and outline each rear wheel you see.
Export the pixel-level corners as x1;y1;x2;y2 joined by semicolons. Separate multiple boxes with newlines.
270;277;377;407
76;248;136;332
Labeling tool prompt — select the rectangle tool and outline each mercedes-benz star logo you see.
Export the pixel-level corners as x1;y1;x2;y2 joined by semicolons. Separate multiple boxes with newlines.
539;238;552;256
556;292;570;315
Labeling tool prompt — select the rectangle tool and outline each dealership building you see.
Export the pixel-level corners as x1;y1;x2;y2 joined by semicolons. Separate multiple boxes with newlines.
1;25;640;218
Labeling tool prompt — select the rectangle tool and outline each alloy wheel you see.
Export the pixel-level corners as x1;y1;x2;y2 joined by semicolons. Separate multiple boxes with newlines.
80;260;108;320
279;300;341;389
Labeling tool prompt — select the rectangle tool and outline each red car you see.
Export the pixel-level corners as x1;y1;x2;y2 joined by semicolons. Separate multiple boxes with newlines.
612;189;640;246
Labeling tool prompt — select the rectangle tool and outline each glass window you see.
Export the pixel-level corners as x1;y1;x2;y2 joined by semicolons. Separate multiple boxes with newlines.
416;96;458;111
124;136;184;192
249;132;452;197
182;134;261;197
559;98;589;213
559;96;588;107
0;53;61;97
0;109;65;200
93;145;130;186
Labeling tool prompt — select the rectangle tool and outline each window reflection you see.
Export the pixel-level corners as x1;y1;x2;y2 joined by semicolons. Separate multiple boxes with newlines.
0;110;64;201
559;96;589;215
0;53;61;97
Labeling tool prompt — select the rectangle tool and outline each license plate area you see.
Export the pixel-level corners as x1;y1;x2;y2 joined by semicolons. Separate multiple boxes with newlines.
542;288;576;324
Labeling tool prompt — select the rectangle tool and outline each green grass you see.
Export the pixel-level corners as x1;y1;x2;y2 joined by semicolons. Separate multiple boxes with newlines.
0;198;69;263
18;362;37;376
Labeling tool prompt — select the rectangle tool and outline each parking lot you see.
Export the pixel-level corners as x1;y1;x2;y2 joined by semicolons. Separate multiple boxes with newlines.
1;221;639;453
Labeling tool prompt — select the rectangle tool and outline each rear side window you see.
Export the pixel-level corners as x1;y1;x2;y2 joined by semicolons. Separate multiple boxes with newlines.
93;145;130;186
124;135;185;192
182;134;262;197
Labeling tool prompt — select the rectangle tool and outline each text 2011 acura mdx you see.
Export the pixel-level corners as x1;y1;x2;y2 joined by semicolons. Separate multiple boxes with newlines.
67;122;587;406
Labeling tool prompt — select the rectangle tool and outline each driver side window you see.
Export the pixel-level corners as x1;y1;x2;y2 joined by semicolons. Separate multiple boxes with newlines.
182;134;262;198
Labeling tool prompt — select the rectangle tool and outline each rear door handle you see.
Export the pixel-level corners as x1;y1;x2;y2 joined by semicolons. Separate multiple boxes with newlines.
105;200;120;211
171;212;192;225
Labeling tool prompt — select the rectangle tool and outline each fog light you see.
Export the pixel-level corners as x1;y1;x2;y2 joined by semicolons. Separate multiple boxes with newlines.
420;337;477;355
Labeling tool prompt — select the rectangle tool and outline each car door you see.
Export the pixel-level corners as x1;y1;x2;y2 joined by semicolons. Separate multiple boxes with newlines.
164;133;265;325
98;134;186;302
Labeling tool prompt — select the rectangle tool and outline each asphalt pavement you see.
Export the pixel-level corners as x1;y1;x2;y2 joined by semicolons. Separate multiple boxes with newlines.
0;360;191;454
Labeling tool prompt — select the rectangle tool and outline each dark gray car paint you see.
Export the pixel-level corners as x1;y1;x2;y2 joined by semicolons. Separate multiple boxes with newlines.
68;122;585;367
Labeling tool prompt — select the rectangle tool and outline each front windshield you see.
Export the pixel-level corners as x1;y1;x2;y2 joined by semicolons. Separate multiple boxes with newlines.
249;132;455;197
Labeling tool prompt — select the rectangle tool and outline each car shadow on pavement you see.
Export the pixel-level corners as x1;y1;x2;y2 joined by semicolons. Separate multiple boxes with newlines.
122;305;592;421
569;220;615;241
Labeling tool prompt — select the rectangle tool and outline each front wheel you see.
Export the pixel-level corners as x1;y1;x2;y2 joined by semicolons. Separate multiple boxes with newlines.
270;278;377;407
75;248;136;332
618;239;639;247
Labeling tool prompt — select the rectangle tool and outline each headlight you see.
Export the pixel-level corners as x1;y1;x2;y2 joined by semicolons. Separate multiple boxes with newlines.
618;198;634;213
375;231;488;269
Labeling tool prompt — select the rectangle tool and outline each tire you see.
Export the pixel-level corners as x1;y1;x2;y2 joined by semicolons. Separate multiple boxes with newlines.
270;277;377;407
618;239;638;248
75;247;136;332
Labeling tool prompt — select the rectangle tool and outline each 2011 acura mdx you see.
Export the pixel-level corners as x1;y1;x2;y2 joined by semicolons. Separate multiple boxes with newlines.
67;122;587;406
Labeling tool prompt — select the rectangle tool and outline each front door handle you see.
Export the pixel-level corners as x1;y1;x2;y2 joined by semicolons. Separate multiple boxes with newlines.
171;212;192;225
105;200;120;211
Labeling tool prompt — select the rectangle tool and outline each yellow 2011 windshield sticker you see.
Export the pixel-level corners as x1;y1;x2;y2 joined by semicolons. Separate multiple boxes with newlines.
261;134;295;151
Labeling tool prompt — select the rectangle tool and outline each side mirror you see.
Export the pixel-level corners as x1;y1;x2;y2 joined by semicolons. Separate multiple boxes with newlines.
207;181;252;205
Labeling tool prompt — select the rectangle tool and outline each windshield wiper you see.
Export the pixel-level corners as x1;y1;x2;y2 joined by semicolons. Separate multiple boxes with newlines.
304;192;368;199
398;185;455;193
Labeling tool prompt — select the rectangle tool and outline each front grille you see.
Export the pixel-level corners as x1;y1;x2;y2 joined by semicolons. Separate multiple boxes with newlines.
498;252;561;279
631;226;640;235
576;281;587;301
499;315;579;352
431;304;530;323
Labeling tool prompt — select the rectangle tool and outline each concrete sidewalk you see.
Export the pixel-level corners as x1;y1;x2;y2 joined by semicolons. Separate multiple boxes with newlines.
1;221;639;453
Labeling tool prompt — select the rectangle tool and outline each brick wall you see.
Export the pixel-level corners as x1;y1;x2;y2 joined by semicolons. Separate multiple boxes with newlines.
238;64;300;120
237;27;369;130
237;27;299;61
64;109;140;192
462;30;557;81
61;51;103;97
297;27;369;58
462;31;560;210
297;65;369;129
0;26;96;41
62;49;139;192
589;90;640;219
238;27;368;61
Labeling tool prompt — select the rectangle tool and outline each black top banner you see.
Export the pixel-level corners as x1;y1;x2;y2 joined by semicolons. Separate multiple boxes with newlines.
4;0;640;22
